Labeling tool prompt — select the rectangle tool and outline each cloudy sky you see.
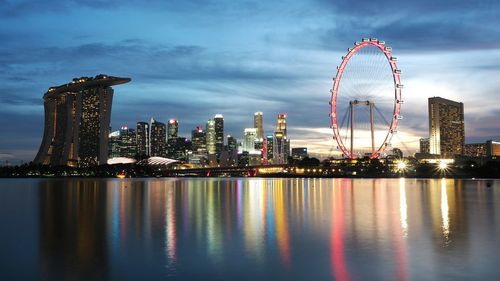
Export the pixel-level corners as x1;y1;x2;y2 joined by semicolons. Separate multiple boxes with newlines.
1;0;500;163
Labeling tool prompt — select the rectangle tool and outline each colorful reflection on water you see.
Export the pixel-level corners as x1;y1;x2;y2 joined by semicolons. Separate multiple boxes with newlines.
1;178;500;281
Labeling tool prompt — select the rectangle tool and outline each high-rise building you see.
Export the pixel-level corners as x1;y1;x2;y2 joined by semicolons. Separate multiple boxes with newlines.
428;97;465;157
34;74;130;167
166;119;179;157
273;131;287;164
192;126;207;152
227;135;238;152
136;122;150;157
272;113;290;163
214;114;224;156
276;113;287;136
108;129;121;158
206;119;216;155
109;126;136;158
243;128;258;153
169;137;192;160
254;112;264;139
266;135;274;162
419;137;430;154
167;119;178;140
150;119;166;157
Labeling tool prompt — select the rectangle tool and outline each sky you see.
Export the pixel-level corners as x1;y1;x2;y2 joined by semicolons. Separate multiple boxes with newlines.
1;0;500;163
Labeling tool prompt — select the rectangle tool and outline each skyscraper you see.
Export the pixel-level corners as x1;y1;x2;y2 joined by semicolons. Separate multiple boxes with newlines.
276;113;287;136
150;119;166;157
243;128;258;153
273;131;287;164
136;121;150;157
227;135;238;152
273;113;290;163
214;114;224;156
34;74;130;167
108;126;136;158
191;126;207;152
206;119;216;155
428;97;465;157
254;112;264;139
167;119;179;157
167;119;178;140
266;135;274;162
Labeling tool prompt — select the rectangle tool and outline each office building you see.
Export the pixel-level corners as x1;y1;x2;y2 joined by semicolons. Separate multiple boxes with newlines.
166;119;179;157
167;119;178;140
428;97;465;157
214;114;224;156
192;126;207;152
169;137;192;160
206;119;216;155
272;113;290;163
34;74;130;167
150;119;166;157
108;129;121;158
136;122;150;157
227;135;238;152
273;131;287;164
243;128;258;153
266;135;274;162
108;126;137;158
254;112;264;139
420;137;430;154
277;113;287;136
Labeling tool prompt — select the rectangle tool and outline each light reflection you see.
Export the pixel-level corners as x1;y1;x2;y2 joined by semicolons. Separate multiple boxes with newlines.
441;179;450;242
331;179;351;281
243;180;265;262
165;185;177;262
34;178;477;280
399;178;408;236
274;179;291;267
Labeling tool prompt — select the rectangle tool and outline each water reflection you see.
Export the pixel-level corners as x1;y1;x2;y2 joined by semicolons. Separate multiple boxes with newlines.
29;178;500;280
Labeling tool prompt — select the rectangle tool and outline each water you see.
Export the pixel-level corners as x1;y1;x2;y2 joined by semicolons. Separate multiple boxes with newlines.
0;178;499;281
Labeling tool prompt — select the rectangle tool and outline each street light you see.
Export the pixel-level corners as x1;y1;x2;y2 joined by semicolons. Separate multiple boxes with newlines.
397;161;407;171
438;161;448;170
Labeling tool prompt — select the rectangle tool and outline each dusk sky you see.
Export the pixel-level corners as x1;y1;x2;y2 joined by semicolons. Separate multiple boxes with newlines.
1;0;500;162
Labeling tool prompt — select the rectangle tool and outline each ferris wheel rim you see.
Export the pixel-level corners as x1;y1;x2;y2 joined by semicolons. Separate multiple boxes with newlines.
330;38;403;159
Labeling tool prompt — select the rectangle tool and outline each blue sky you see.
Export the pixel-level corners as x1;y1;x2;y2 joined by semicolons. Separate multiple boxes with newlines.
1;0;500;162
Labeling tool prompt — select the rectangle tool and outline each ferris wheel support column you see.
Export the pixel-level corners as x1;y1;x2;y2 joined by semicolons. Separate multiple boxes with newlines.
370;102;375;155
350;101;354;158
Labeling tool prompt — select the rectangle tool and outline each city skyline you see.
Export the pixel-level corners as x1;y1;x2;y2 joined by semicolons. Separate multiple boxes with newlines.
1;1;500;162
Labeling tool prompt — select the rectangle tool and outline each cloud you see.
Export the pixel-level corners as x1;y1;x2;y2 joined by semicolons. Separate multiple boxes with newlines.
309;0;500;52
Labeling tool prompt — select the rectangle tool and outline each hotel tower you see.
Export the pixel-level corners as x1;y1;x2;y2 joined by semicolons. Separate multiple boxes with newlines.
34;74;130;167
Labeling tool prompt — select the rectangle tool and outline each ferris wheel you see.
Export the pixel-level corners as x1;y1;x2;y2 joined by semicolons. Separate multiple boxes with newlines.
330;38;403;159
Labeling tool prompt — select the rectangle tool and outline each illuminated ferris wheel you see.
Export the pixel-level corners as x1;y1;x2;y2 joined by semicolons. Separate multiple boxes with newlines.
330;38;403;159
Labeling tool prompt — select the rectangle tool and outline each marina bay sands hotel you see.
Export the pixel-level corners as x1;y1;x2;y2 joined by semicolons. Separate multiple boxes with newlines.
34;74;130;167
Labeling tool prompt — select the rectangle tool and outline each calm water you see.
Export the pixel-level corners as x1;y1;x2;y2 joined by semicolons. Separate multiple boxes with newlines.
0;178;499;281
